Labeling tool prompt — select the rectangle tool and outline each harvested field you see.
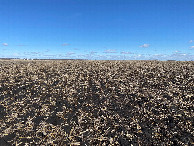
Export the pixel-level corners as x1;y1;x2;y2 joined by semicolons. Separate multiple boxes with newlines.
0;60;193;145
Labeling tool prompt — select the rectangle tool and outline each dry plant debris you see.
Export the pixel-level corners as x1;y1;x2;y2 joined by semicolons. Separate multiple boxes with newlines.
0;60;193;145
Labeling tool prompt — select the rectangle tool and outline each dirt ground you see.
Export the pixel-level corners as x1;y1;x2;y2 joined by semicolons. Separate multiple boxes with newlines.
0;60;193;145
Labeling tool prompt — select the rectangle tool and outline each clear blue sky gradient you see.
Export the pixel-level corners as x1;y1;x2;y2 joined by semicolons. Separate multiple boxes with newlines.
0;0;194;60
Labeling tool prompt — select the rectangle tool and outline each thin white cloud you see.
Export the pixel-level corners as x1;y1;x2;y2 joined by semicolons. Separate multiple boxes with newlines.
62;43;69;46
58;54;64;57
24;52;40;55
31;52;41;55
43;55;56;58
103;49;116;53
2;43;8;46
120;51;132;54
189;40;194;43
73;52;194;61
190;46;194;49
168;53;193;60
90;51;97;55
66;52;75;56
139;44;150;48
13;53;19;56
45;49;50;52
24;52;31;55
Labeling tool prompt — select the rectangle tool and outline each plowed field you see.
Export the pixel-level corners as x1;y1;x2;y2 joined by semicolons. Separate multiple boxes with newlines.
0;60;193;145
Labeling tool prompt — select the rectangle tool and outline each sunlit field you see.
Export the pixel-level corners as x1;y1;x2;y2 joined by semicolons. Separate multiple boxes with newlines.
0;60;193;145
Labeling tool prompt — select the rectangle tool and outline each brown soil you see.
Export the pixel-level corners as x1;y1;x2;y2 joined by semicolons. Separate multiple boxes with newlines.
0;60;193;145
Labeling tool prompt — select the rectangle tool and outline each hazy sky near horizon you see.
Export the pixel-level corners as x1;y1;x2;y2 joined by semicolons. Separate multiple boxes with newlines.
0;0;194;60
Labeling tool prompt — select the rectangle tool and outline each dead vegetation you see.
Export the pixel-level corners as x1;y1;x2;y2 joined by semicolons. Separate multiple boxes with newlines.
0;60;193;145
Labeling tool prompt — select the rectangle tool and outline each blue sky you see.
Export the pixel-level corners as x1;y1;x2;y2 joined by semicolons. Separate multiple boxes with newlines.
0;0;194;60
